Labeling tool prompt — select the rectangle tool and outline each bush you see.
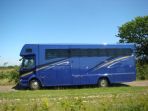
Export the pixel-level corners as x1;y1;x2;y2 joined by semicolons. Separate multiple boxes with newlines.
0;71;11;79
136;63;148;80
9;69;19;83
0;66;19;85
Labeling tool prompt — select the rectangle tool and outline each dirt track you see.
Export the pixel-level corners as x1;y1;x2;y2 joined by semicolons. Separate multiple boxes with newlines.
0;80;148;92
0;85;16;92
123;80;148;86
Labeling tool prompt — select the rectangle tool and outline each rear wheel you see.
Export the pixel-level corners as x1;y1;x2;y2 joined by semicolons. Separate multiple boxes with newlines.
29;79;41;90
98;78;109;87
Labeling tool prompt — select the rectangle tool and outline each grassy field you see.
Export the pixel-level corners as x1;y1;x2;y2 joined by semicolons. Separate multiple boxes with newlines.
0;66;148;110
0;86;148;111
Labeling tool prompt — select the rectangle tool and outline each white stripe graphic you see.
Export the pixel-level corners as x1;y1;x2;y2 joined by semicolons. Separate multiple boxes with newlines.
93;56;130;71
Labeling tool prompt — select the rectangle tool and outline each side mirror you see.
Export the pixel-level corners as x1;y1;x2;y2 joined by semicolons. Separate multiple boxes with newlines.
19;58;23;61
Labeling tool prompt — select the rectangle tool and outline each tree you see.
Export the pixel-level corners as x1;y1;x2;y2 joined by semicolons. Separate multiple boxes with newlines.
116;16;148;62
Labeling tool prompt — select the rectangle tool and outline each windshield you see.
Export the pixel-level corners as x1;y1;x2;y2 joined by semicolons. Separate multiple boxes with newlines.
21;57;35;69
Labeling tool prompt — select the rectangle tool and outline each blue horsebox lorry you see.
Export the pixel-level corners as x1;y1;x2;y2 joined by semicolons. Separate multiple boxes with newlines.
19;44;136;90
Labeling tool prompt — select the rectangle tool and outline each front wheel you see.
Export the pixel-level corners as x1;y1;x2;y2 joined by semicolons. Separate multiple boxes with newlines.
98;78;109;87
29;79;41;90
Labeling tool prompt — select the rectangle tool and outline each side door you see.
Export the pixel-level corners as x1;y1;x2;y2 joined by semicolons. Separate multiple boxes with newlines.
56;59;71;85
54;48;72;86
70;49;81;85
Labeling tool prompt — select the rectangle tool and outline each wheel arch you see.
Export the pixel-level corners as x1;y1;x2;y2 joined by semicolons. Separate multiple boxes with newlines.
98;76;110;84
28;77;42;87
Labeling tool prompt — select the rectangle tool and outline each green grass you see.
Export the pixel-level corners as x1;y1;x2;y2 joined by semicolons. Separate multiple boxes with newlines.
0;86;148;111
0;86;147;99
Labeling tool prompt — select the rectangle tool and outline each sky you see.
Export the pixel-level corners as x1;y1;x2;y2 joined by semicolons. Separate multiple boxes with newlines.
0;0;148;66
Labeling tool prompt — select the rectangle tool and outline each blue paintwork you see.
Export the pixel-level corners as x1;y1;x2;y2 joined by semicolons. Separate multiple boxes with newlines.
19;44;136;87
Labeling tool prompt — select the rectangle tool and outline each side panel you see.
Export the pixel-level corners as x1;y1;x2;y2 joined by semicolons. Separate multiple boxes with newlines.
89;56;136;84
37;45;72;86
37;65;57;86
56;65;71;85
80;57;109;85
108;56;136;83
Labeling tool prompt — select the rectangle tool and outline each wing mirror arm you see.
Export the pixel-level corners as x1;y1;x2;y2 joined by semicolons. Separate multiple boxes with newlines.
19;58;23;61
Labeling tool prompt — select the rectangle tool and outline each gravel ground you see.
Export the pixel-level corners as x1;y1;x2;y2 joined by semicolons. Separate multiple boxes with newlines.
0;85;16;92
124;80;148;86
0;80;148;92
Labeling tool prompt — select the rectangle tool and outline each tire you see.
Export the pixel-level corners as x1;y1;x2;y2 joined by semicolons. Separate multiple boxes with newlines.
98;78;109;87
29;79;41;90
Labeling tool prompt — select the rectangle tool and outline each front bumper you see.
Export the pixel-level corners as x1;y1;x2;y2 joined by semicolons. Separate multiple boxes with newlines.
19;78;29;87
